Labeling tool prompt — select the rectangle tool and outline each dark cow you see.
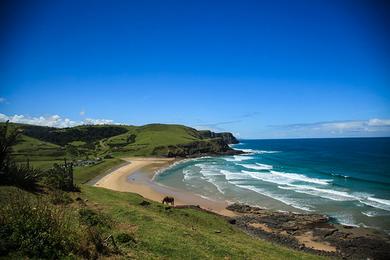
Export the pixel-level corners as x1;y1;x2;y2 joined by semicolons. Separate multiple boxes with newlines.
162;196;174;205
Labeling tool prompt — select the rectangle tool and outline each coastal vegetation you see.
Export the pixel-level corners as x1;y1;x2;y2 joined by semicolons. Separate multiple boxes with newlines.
0;121;325;259
4;122;239;162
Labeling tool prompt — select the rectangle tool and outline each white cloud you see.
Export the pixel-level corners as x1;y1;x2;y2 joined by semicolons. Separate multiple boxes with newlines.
0;113;117;128
83;118;114;125
0;97;7;104
367;118;390;126
80;110;85;116
270;118;390;138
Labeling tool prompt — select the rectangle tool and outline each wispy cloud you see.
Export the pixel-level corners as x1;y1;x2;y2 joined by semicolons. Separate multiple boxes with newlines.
83;118;114;125
193;112;260;132
269;118;390;137
194;120;241;131
0;97;8;104
0;113;117;128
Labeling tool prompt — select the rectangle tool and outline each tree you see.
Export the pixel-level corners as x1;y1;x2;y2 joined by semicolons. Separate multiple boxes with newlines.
0;121;41;190
44;159;76;191
0;121;20;173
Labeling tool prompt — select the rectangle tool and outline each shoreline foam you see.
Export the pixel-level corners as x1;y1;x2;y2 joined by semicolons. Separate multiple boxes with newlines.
93;157;236;216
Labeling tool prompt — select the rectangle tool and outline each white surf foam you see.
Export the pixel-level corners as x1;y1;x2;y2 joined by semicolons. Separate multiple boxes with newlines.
360;197;390;212
278;184;359;201
236;163;273;171
235;184;314;211
331;213;359;227
270;170;331;185
183;168;197;181
238;148;280;154
361;211;379;217
223;155;254;162
195;163;225;194
240;170;331;186
277;184;390;212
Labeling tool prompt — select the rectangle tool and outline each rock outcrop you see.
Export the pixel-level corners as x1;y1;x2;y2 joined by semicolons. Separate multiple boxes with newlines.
152;138;243;158
198;130;239;144
226;203;390;259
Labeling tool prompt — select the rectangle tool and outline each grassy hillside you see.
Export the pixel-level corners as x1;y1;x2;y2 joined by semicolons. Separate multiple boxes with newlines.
0;186;323;259
0;159;324;259
12;134;65;161
0;122;322;259
3;122;238;161
106;124;212;156
80;185;322;259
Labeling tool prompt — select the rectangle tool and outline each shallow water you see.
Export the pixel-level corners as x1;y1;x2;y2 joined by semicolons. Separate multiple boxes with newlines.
155;138;390;232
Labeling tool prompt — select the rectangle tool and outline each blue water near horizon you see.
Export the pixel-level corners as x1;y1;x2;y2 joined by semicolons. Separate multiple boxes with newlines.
155;138;390;232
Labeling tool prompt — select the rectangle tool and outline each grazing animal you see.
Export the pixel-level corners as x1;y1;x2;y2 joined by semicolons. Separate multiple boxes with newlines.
162;196;174;205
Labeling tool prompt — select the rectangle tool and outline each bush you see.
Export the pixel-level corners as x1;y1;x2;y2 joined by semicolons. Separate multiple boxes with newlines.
0;122;41;190
116;232;136;244
79;208;111;228
0;190;113;259
0;191;79;258
43;161;78;191
0;161;41;190
49;189;73;205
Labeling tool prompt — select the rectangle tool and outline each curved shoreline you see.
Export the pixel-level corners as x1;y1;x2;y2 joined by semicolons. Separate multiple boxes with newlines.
92;157;390;258
93;157;236;216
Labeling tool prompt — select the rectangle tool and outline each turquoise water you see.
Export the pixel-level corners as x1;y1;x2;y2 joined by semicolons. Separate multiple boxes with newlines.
155;138;390;232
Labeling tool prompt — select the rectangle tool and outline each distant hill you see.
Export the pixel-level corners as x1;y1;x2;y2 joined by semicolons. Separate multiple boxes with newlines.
1;122;240;161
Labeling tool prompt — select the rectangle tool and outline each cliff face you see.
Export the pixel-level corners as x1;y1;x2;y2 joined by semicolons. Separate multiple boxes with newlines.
150;130;240;157
198;130;239;144
152;138;242;158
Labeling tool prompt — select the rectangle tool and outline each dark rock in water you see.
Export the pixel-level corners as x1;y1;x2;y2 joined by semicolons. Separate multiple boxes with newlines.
227;203;390;259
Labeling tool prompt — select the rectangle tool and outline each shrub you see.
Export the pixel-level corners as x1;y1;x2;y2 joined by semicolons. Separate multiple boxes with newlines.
49;189;73;205
43;161;78;191
116;232;136;244
0;122;41;190
79;208;111;228
0;161;42;190
0;190;79;258
0;190;113;259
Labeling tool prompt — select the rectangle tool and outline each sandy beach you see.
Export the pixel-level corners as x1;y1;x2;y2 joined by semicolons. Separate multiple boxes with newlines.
93;157;235;216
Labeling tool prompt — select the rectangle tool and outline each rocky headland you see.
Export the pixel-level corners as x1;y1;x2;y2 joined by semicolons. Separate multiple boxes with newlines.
226;203;390;259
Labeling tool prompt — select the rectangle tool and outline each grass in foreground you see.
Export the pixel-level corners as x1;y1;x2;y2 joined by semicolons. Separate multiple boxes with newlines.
0;146;325;259
79;185;324;259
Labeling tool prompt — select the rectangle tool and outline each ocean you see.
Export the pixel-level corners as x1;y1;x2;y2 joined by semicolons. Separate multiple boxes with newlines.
155;138;390;232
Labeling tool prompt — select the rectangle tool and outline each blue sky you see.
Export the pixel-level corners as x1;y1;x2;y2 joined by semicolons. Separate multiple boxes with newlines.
1;0;389;138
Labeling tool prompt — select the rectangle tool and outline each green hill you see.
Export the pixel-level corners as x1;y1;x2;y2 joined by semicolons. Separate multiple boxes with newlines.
0;161;323;259
2;122;240;162
0;122;324;259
